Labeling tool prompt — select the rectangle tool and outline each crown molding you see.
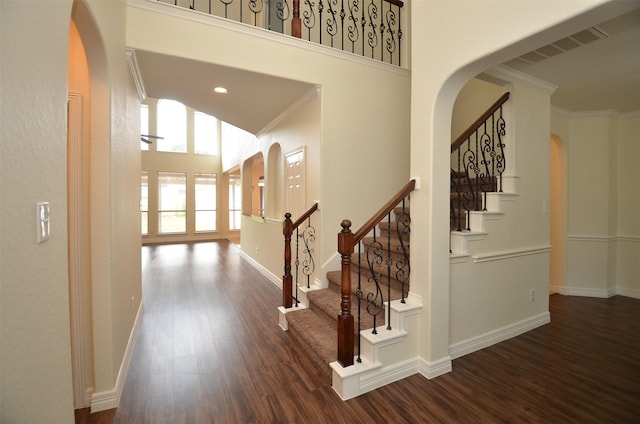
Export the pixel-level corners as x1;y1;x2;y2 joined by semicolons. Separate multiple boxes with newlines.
126;48;147;101
481;65;558;95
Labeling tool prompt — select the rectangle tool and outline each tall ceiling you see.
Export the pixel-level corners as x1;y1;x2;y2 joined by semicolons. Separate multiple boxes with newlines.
134;7;640;136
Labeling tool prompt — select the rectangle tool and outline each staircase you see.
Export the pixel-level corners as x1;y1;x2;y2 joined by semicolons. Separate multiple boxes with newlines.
285;206;410;373
450;172;497;231
279;181;422;399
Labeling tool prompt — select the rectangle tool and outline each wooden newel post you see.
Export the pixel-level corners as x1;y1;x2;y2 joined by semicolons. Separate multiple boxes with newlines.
283;213;293;308
337;219;354;367
291;0;301;38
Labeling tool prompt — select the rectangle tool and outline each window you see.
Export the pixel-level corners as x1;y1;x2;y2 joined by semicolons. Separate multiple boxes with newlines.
157;99;187;153
194;111;218;155
158;172;186;233
140;104;149;151
141;172;149;235
195;173;216;232
229;174;241;230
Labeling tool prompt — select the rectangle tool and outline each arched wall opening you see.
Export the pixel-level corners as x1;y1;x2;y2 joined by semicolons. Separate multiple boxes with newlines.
550;134;568;293
69;0;112;407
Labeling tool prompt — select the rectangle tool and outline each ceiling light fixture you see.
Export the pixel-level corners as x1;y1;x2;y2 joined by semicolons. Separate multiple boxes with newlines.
213;86;228;94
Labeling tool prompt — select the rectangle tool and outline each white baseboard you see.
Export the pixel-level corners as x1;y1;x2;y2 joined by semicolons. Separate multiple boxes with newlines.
415;355;453;379
239;250;281;289
616;286;640;299
559;286;615;298
449;311;550;360
90;302;144;413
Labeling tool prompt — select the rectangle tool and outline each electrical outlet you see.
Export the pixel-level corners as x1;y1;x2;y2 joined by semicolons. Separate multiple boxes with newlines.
36;202;50;243
131;296;135;312
529;289;536;302
255;247;260;256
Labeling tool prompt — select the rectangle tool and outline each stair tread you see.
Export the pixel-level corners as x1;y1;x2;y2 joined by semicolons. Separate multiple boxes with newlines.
307;288;380;331
286;308;336;364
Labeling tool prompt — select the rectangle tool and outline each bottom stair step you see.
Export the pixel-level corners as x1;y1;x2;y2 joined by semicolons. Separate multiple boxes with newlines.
286;308;337;367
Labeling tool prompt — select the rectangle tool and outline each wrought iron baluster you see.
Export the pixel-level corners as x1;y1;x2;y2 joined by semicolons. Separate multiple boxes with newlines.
356;241;363;363
395;199;410;303
318;0;324;44
366;227;384;334
367;0;378;58
385;211;392;330
300;216;316;289
220;0;233;18
346;0;360;53
325;0;338;47
384;4;397;65
248;0;264;26
294;226;300;306
379;0;385;63
496;106;506;192
303;0;316;41
276;0;291;29
397;9;402;66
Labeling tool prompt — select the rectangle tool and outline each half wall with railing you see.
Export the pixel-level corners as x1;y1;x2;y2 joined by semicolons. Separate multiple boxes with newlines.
154;0;404;65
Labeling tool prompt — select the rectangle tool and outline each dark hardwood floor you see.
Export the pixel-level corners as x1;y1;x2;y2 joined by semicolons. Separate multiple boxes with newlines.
78;241;640;423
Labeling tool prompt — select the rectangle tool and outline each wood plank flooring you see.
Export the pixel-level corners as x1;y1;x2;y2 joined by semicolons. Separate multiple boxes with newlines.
79;241;640;423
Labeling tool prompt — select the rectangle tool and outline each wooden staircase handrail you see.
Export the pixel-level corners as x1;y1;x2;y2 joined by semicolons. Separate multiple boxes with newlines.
451;92;510;154
337;179;415;367
291;202;319;229
283;202;319;308
353;179;416;244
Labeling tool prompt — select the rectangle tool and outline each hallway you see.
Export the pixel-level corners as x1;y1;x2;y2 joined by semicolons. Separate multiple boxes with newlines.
78;241;639;423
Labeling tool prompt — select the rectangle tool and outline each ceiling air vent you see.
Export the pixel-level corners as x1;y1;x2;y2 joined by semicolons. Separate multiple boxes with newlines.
506;26;610;68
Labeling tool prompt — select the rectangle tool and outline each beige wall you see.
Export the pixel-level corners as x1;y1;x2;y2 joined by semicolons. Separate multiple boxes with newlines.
1;1;76;421
449;76;554;348
551;109;639;298
126;1;412;282
410;0;631;367
1;0;142;420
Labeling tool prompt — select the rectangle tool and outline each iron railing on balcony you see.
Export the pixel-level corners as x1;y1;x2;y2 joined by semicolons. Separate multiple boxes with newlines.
450;92;509;232
156;0;404;66
282;202;319;308
337;179;413;367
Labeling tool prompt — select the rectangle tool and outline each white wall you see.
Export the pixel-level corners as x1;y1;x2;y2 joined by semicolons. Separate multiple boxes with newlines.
410;0;633;370
1;2;75;421
616;112;640;297
1;0;142;420
449;76;553;351
552;109;640;298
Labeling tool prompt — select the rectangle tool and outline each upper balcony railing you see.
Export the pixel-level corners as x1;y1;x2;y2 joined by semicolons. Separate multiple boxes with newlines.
155;0;405;66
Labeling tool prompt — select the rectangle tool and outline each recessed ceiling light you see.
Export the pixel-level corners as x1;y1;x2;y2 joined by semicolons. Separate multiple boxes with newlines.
213;86;228;94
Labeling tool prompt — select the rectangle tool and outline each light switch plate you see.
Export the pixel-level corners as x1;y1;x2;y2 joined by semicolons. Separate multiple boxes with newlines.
37;202;50;243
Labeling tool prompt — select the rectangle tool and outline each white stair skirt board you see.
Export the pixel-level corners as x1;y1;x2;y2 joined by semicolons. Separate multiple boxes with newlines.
330;296;425;400
278;304;307;331
91;302;144;412
448;311;550;360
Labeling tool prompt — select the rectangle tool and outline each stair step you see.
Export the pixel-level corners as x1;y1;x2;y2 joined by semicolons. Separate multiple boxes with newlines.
326;270;407;302
286;308;336;365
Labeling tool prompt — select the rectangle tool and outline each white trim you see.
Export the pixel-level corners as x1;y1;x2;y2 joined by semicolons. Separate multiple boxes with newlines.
449;311;550;359
568;234;613;243
257;86;321;136
239;249;281;289
68;92;89;409
128;0;410;75
616;235;640;243
91;302;144;412
559;286;615;298
125;48;147;101
472;245;552;263
616;286;640;300
416;355;453;379
482;65;558;94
